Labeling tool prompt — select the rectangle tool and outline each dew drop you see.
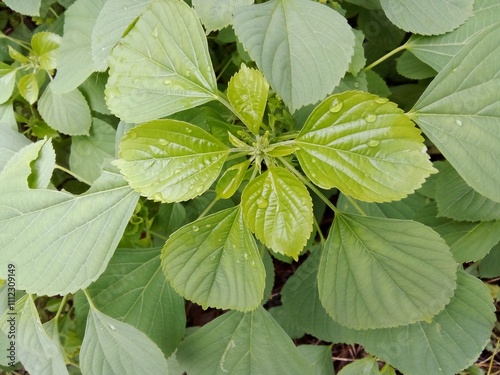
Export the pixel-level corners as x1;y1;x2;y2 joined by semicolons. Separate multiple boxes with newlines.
329;98;343;113
244;253;248;260
128;131;137;139
185;70;191;77
311;172;317;178
455;119;463;127
367;139;380;147
189;184;195;190
152;26;159;38
192;225;200;232
205;223;212;228
159;138;168;145
185;127;192;133
374;97;389;104
251;260;256;267
195;186;204;194
109;324;116;331
163;79;172;85
353;82;360;88
365;114;377;123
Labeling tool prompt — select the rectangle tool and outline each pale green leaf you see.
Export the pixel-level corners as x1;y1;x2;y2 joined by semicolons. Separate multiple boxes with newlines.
8;46;30;64
407;0;500;71
27;139;56;189
215;159;250;199
70;118;116;183
296;91;436;202
51;0;106;93
478;243;500;278
30;31;62;70
233;0;355;111
353;271;495;375
348;29;366;76
162;207;265;311
365;70;390;98
380;0;473;35
338;358;379;375
80;307;168;375
106;0;218;123
241;167;313;259
297;345;335;375
91;0;152;69
0;64;17;104
115;120;229;203
176;307;312;375
193;0;254;33
0;102;18;130
78;247;185;357
3;0;41;16
79;73;112;115
0;172;139;295
0;126;30;172
436;162;500;221
411;25;500;202
18;74;39;104
227;63;269;134
396;50;436;80
318;213;457;329
38;82;92;136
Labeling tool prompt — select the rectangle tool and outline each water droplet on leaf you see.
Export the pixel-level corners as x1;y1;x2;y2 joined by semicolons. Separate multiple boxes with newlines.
174;168;181;174
152;26;158;38
456;119;463;127
109;324;116;331
365;114;377;123
185;127;192;133
128;131;137;139
205;224;212;228
159;138;168;145
192;225;200;232
185;70;191;77
353;82;360;88
329;98;343;113
195;186;204;194
367;139;380;147
374;97;389;104
163;79;171;85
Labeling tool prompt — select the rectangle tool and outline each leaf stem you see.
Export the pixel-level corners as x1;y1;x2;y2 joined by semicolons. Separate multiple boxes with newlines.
55;164;92;186
344;195;367;216
54;294;69;321
0;32;31;49
198;196;219;219
364;42;409;71
313;216;325;244
83;289;96;309
278;157;339;215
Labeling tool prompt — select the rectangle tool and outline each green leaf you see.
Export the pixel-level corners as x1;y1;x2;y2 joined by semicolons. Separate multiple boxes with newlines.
79;73;112;115
0;63;17;104
91;0;152;69
30;31;62;70
241;167;313;259
436;162;500;222
227;63;269;134
80;307;168;375
379;0;473;35
295;91;436;202
407;0;500;71
338;357;380;375
365;70;390;98
233;0;355;111
38;82;92;136
193;0;253;33
70;118;116;183
353;271;495;375
51;0;106;93
411;25;500;202
176;307;313;375
357;8;405;50
18;73;39;104
162;207;265;311
215;159;250;199
268;306;305;339
27;139;56;189
0;126;31;172
3;0;41;16
347;29;366;76
396;50;437;80
115;120;229;203
106;0;218;123
297;345;335;375
318;213;457;329
478;243;500;278
77;247;185;357
0;171;139;295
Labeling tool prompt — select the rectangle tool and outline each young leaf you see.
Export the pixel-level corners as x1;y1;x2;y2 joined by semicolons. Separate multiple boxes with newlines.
78;247;185;357
379;0;473;36
318;213;457;329
162;207;265;311
436;161;500;222
18;73;39;104
407;0;500;71
297;345;335;375
396;50;437;80
215;159;251;199
70;118;116;183
193;0;253;33
0;126;30;171
38;82;92;136
227;63;269;134
115;120;229;203
0;172;139;295
411;25;500;202
80;307;168;375
338;357;380;375
241;167;313;259
91;0;151;69
51;0;106;93
295;91;436;202
106;0;218;123
30;31;62;71
3;0;41;16
0;63;17;104
176;307;313;375
233;0;355;112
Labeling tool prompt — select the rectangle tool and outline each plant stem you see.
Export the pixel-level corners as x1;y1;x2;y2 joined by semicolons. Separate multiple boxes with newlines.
149;230;169;242
216;91;243;121
0;32;30;49
83;289;96;309
226;151;248;161
278;157;339;215
364;42;408;71
198;196;219;219
344;195;367;216
55;164;92;186
313;217;325;244
54;294;69;321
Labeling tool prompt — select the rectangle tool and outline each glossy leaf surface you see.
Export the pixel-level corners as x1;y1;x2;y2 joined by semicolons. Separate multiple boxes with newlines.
116;120;229;202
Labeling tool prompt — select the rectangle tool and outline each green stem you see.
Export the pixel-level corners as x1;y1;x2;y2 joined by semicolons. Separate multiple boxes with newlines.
0;32;31;49
83;289;96;309
54;295;69;321
149;230;169;242
216;57;232;81
216;91;243;121
278;157;339;215
198;196;219;219
275;132;300;141
55;164;92;186
313;216;325;244
226;151;249;161
364;43;409;71
344;195;367;216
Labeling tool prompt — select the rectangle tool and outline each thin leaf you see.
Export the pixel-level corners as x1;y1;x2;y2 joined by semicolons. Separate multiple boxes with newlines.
233;0;355;111
106;0;218;123
338;358;380;375
0;63;17;104
162;207;265;311
115;120;229;203
0;126;30;172
3;0;41;16
296;91;436;202
215;159;251;199
193;0;254;33
18;74;39;104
